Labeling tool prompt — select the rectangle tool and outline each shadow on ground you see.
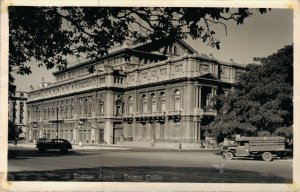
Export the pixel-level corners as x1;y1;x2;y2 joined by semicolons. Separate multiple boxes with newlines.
8;148;101;159
7;165;292;183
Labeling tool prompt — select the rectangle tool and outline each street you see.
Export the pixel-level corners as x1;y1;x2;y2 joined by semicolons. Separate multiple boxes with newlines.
7;145;292;183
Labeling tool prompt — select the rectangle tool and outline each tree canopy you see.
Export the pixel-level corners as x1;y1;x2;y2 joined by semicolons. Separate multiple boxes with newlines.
8;7;269;93
206;45;293;142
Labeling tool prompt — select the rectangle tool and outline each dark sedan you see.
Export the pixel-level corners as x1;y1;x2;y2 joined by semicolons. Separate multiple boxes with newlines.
36;139;72;152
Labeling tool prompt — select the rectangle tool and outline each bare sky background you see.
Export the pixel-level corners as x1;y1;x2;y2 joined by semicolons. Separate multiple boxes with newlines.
13;8;293;91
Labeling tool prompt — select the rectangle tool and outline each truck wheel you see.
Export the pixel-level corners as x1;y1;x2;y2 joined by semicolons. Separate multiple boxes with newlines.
262;152;273;161
222;153;225;159
224;152;233;160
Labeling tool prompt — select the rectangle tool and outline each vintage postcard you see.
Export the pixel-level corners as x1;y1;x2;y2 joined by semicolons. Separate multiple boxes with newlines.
0;0;299;191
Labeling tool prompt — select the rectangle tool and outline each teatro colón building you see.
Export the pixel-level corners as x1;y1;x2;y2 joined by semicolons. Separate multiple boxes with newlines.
26;39;244;147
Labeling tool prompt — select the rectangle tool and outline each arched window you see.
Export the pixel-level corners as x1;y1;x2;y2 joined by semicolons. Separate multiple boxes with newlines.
52;108;55;118
87;97;92;116
142;94;148;114
173;45;177;55
70;106;73;117
169;45;173;53
65;107;68;117
128;96;133;114
48;108;50;118
83;98;88;115
150;93;156;113
174;90;181;111
160;92;166;112
60;107;64;117
78;98;83;115
98;96;104;115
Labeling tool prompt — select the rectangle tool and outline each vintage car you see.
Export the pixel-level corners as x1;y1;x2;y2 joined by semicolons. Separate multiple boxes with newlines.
36;138;50;143
220;136;289;161
36;138;72;152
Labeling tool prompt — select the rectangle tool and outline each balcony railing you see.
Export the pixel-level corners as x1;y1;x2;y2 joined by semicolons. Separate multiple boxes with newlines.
202;108;217;116
124;111;183;123
135;112;166;118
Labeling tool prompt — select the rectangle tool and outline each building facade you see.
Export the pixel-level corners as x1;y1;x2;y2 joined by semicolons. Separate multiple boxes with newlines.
9;91;28;139
26;40;244;146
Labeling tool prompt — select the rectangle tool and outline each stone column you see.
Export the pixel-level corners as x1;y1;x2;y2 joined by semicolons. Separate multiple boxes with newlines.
166;86;171;112
195;85;199;109
194;119;201;143
38;129;42;138
165;120;170;142
132;120;136;141
28;129;32;141
123;122;127;138
198;86;202;109
73;128;77;144
68;129;71;141
91;127;95;144
104;121;113;144
146;122;151;141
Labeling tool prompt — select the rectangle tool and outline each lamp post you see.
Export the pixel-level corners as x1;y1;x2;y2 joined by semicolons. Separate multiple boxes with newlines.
78;117;87;147
49;107;64;139
32;121;38;143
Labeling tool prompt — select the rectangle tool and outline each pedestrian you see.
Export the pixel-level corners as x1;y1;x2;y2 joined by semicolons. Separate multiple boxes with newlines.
14;137;18;146
178;141;182;152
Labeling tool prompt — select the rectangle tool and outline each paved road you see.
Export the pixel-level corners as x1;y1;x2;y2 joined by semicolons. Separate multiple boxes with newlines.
7;146;293;183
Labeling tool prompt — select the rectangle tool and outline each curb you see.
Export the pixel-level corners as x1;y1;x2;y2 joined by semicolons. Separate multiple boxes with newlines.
8;142;220;151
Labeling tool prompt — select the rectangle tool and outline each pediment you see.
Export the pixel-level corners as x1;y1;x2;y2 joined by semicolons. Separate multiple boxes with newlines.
199;73;220;81
133;39;196;57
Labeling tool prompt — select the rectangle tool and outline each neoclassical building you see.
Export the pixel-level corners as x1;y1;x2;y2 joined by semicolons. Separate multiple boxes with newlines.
26;40;244;146
9;91;28;139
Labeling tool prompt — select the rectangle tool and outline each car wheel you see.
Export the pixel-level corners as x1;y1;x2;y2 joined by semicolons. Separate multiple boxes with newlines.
38;147;46;152
61;147;68;152
262;152;273;161
221;153;225;159
224;152;234;160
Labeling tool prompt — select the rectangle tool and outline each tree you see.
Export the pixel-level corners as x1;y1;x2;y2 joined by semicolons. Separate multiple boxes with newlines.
206;45;293;142
8;7;269;93
8;120;20;140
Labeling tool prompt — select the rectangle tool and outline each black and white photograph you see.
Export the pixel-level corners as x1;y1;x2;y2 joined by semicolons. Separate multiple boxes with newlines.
1;1;298;191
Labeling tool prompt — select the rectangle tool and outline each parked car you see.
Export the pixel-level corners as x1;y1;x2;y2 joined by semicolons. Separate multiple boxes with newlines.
36;139;72;152
220;136;290;161
36;138;50;143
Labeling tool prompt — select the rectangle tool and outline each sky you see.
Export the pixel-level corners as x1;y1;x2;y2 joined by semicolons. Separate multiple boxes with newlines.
13;8;293;92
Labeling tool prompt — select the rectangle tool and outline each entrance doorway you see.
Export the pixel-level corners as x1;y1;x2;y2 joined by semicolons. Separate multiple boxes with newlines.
113;128;123;144
99;129;104;143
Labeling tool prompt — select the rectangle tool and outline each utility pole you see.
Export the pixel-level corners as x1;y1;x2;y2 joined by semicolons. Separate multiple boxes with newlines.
78;115;87;147
56;107;58;139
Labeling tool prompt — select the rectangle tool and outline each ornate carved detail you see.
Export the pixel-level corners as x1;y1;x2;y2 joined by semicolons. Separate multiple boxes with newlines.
200;64;210;72
141;72;148;79
160;68;167;76
150;70;157;78
128;75;135;82
175;64;183;72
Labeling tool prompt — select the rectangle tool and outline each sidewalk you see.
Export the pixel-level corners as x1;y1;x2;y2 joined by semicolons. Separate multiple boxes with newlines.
8;142;132;150
8;141;218;151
